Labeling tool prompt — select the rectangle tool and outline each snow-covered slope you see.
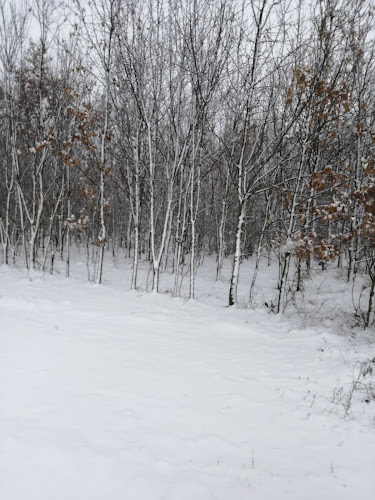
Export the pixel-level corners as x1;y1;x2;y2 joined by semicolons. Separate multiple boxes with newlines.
0;263;374;500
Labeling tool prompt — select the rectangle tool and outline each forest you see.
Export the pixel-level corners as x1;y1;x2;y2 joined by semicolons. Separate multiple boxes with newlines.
2;2;375;498
1;0;375;325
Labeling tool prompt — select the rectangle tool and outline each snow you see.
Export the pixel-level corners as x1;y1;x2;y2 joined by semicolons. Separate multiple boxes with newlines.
1;258;375;500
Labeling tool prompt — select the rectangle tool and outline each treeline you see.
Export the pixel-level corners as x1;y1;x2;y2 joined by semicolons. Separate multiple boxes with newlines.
1;0;375;325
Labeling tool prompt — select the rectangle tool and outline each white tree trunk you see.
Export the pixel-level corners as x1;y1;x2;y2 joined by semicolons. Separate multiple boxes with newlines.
229;202;245;306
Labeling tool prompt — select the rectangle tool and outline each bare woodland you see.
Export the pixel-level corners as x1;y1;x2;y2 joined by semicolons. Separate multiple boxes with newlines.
1;0;375;325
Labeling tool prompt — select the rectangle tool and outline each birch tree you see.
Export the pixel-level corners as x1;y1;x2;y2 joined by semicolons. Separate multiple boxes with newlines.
0;0;28;265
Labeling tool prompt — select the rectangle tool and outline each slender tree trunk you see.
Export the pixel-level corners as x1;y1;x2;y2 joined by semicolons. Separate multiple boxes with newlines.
216;166;229;281
229;201;246;306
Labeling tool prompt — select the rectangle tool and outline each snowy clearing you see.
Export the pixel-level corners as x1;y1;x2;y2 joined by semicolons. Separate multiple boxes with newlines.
1;260;375;500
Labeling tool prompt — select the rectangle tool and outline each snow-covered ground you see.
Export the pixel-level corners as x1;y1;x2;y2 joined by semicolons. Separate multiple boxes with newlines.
1;255;375;500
